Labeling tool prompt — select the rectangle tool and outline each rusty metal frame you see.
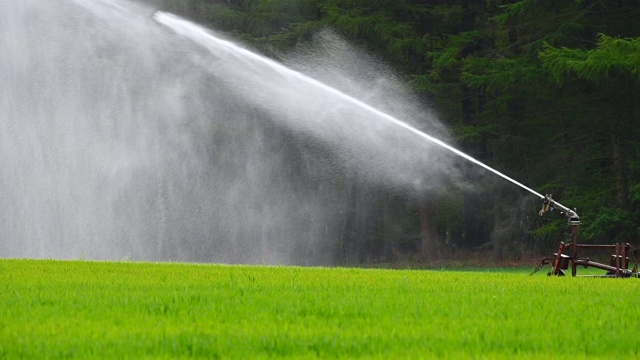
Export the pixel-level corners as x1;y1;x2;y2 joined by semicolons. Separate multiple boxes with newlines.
533;195;638;277
547;224;638;278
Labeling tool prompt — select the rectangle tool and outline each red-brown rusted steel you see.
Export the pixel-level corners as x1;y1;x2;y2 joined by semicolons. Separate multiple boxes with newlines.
571;224;578;277
616;243;621;277
552;242;566;276
572;259;635;276
557;236;634;277
575;244;621;249
570;242;633;277
622;244;627;271
537;215;636;277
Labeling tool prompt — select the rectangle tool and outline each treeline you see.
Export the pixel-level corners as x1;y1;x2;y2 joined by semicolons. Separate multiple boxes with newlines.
151;0;640;263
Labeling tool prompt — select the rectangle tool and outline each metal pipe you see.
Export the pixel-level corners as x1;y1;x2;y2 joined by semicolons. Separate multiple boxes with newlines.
574;244;623;249
573;259;635;277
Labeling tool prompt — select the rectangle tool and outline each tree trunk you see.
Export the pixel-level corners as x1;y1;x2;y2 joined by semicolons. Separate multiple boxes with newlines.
341;178;374;265
611;130;629;210
418;196;438;261
463;185;490;248
382;195;401;262
610;84;632;211
492;196;504;261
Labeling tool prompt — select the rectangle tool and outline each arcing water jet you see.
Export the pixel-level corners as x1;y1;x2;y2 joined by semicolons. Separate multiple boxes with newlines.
1;0;576;264
0;0;458;263
154;12;586;253
153;11;547;201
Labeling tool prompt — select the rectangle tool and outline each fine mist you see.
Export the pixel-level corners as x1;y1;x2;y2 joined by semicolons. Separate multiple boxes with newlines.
1;0;459;264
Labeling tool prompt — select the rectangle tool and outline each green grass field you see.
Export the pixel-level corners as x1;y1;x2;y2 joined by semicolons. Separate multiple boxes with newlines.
1;259;638;359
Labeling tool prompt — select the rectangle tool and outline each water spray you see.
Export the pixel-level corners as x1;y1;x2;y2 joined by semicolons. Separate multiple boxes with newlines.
153;13;534;190
152;12;582;215
152;12;634;276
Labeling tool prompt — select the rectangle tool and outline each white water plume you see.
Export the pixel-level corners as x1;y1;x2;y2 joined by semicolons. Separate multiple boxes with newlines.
153;12;544;200
0;0;535;264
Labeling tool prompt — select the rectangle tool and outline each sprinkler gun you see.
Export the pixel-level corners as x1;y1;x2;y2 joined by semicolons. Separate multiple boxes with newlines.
538;194;580;225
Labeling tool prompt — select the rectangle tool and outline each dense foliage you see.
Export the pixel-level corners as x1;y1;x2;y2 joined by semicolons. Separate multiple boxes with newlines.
151;0;640;262
2;259;639;358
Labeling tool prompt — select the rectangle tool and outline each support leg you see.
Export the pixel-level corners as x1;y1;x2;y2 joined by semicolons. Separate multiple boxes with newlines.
552;242;566;276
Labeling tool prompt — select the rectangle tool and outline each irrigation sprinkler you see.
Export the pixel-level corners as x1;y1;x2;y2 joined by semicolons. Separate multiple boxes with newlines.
154;11;637;274
532;195;639;278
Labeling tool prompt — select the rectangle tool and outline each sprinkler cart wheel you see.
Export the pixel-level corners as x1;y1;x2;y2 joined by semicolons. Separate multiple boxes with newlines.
548;269;565;276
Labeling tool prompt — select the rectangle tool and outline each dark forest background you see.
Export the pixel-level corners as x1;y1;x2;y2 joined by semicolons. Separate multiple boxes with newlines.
147;0;640;265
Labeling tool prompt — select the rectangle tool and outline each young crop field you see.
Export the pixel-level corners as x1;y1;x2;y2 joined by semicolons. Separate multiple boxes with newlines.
1;259;638;359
